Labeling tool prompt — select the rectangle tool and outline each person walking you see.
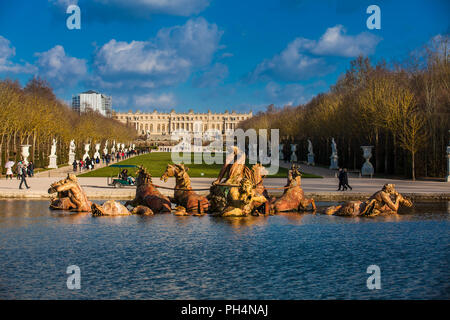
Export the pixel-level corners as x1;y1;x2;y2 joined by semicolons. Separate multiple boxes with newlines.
72;160;78;172
27;161;34;177
5;160;14;180
337;168;344;191
342;168;352;191
18;162;30;189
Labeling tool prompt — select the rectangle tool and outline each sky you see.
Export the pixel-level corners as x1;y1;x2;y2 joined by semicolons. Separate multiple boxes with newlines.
0;0;448;113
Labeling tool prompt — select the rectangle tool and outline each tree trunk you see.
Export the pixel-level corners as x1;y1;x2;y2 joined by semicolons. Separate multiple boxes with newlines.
384;132;388;174
411;151;416;181
375;128;380;173
13;130;17;160
32;133;36;163
393;135;397;175
6;134;11;160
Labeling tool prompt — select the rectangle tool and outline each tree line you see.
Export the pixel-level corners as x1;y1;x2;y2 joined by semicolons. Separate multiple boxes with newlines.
0;78;137;172
239;36;449;180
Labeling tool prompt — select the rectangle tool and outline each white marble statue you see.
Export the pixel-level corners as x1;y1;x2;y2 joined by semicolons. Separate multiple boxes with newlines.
21;145;31;165
68;140;76;165
93;143;101;159
329;137;338;169
103;140;108;155
111;141;116;154
307;139;315;166
83;143;90;161
50;139;57;156
48;139;58;168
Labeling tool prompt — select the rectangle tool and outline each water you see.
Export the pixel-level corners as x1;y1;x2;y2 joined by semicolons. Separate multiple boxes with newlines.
0;200;449;300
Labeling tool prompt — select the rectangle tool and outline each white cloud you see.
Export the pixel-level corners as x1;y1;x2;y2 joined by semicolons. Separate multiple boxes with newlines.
0;35;35;74
303;25;381;57
93;17;223;89
249;25;381;82
49;0;209;18
250;40;330;82
134;92;175;108
264;82;310;106
35;45;87;88
156;18;222;66
192;63;228;88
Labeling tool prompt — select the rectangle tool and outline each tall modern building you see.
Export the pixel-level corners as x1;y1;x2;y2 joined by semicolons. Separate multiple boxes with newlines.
72;90;112;117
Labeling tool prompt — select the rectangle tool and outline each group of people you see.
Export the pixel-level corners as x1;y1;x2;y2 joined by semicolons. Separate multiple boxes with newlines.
4;160;34;189
72;157;98;172
337;168;352;191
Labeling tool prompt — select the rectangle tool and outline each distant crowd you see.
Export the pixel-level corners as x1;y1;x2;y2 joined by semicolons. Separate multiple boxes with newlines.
72;149;147;172
4;160;34;189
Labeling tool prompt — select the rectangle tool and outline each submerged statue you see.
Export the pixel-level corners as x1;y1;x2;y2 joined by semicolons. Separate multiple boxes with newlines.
125;166;171;213
270;164;316;213
325;184;412;216
92;200;131;216
161;163;209;215
48;173;92;212
91;200;154;216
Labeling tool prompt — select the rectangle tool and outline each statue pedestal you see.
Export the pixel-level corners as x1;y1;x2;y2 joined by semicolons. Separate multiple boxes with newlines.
329;155;338;169
361;146;374;177
93;152;100;160
307;154;315;166
82;153;90;161
361;162;374;176
48;155;58;169
68;152;75;165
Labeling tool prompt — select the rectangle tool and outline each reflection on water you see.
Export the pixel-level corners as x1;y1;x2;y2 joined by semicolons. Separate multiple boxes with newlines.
0;200;448;300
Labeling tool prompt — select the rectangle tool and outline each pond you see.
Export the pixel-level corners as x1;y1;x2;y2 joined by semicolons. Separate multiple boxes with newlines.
0;200;448;299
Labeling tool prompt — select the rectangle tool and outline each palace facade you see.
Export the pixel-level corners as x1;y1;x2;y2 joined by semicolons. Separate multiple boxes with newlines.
113;109;253;136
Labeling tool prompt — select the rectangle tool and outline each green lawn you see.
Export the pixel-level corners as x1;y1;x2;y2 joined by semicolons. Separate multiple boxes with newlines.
78;152;322;178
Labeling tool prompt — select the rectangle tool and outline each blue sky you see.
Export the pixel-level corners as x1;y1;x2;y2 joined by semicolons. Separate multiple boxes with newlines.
0;0;448;113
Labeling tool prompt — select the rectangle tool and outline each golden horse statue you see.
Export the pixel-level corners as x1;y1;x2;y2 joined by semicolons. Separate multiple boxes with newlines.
125;166;171;213
161;163;209;215
270;164;316;213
